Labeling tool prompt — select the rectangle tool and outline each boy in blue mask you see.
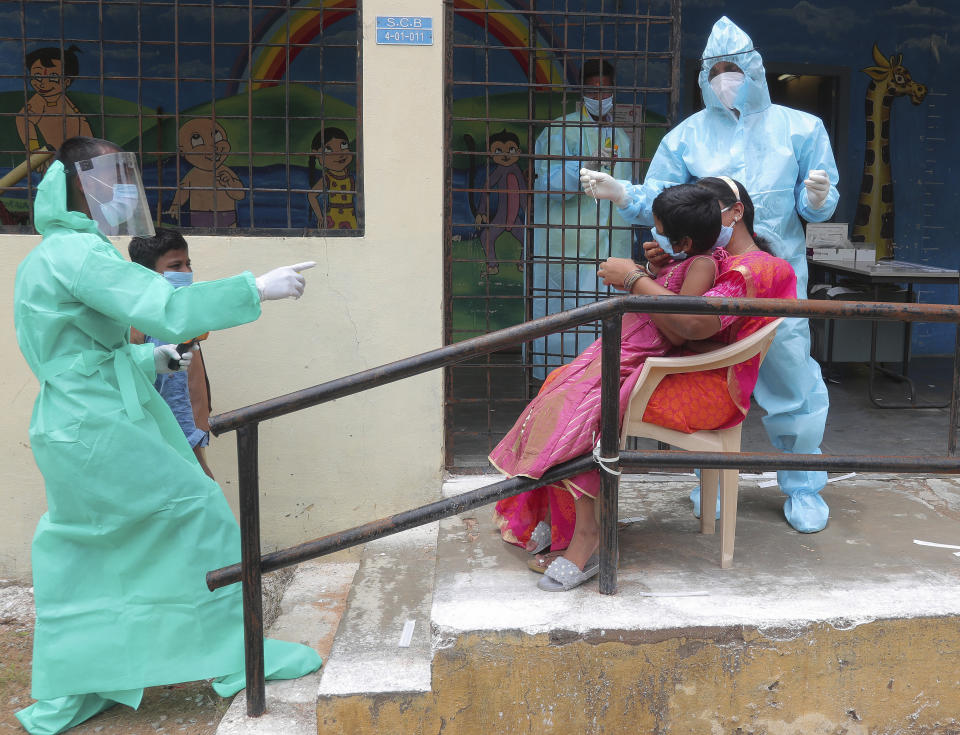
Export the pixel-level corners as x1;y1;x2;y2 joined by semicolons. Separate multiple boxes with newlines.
129;228;215;478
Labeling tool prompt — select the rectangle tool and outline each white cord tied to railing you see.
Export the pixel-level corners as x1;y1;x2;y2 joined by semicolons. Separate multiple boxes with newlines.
592;437;621;476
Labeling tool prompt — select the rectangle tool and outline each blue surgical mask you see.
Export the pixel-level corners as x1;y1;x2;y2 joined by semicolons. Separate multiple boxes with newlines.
583;95;613;118
97;183;141;227
715;204;736;249
651;225;685;260
163;270;194;288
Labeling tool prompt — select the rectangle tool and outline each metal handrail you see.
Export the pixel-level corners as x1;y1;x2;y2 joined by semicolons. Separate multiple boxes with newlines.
208;295;960;436
205;295;960;716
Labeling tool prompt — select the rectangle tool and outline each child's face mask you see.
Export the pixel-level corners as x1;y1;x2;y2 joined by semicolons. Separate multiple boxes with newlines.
651;225;686;260
163;271;194;288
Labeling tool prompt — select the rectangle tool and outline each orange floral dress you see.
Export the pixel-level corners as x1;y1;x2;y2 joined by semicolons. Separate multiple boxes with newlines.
492;248;797;551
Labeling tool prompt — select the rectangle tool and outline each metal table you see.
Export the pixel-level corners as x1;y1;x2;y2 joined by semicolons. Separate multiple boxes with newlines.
807;258;960;408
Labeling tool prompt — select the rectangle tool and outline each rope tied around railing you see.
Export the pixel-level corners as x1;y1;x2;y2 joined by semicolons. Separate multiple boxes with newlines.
592;436;621;476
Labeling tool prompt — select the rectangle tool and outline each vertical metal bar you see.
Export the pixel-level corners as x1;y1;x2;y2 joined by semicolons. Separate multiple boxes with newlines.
669;0;682;126
173;0;181;226
598;315;621;595
524;3;537;399
442;0;455;468
245;0;254;229
354;1;364;234
237;423;265;717
950;285;960;455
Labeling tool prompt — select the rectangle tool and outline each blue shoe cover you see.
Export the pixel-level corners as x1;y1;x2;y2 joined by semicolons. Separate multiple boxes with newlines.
783;493;829;533
689;486;720;520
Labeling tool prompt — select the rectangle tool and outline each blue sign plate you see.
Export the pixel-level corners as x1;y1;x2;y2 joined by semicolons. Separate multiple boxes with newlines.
376;16;433;46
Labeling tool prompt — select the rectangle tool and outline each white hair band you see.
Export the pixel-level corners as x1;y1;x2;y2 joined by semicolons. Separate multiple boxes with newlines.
717;175;740;201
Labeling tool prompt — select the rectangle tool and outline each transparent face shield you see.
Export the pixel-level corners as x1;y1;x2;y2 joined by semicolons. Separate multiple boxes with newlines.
74;151;155;237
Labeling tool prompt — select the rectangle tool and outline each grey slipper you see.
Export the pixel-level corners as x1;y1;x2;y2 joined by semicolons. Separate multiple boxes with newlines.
527;521;552;555
537;554;600;592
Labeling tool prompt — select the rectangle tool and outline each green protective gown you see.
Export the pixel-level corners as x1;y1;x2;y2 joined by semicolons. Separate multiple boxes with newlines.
14;162;320;733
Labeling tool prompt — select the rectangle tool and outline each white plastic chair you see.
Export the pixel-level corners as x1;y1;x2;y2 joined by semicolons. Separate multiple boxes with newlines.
619;318;783;569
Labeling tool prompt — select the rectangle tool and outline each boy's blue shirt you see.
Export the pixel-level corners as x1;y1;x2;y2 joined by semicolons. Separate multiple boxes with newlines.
144;334;209;448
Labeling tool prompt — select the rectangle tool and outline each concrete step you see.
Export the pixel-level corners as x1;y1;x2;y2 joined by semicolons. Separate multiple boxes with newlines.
216;559;358;735
314;472;960;734
315;522;438;731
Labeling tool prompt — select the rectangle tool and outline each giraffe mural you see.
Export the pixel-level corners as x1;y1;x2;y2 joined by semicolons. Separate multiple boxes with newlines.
852;44;927;259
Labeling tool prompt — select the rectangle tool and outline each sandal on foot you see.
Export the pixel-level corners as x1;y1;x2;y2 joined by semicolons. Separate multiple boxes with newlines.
528;549;564;574
526;521;552;555
537;554;600;591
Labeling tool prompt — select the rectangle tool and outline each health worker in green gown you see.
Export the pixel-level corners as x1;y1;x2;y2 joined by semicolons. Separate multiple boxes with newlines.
14;136;321;735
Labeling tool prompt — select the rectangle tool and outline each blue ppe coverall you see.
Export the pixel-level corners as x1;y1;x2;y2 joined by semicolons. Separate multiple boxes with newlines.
531;104;633;378
615;16;839;532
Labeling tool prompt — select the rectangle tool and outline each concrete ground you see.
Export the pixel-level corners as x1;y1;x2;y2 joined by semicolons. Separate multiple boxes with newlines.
314;471;960;733
0;556;358;735
3;358;957;732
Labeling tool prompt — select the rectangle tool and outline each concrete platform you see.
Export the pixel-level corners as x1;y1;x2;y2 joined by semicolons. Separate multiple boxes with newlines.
316;471;960;734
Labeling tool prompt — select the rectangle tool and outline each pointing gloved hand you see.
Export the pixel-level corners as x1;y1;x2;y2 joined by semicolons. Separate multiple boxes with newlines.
804;169;830;209
255;261;317;301
579;169;628;207
155;343;194;374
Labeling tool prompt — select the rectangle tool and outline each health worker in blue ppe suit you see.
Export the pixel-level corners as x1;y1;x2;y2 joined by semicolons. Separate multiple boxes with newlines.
580;16;839;533
530;58;633;379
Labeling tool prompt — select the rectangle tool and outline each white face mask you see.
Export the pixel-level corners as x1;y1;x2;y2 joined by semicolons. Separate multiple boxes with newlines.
96;183;141;227
709;71;745;110
583;95;613;118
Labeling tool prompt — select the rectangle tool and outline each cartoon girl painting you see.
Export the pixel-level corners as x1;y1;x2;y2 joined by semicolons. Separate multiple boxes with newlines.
307;127;359;229
474;129;526;275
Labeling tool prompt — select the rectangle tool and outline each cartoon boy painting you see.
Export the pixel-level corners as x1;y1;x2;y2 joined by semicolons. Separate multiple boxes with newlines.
475;129;525;275
17;45;93;156
167;118;245;227
307;127;358;229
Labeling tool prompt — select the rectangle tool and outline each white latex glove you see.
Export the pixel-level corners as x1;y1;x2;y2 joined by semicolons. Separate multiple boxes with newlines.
155;343;194;374
580;168;627;207
804;169;830;209
255;261;316;301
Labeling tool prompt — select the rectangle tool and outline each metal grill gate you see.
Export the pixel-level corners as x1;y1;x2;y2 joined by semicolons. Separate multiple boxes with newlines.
443;0;682;469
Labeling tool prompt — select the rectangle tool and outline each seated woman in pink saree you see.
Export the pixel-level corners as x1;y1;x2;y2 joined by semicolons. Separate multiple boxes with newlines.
490;177;797;591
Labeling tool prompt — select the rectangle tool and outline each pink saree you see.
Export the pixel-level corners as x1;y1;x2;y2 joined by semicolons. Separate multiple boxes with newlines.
491;249;797;551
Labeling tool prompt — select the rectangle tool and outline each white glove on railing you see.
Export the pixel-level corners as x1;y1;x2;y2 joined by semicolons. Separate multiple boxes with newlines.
255;261;316;301
155;343;194;374
580;168;628;207
804;169;830;209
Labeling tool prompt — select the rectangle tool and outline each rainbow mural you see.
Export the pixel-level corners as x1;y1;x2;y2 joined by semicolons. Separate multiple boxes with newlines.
228;0;356;93
227;0;568;94
453;0;567;88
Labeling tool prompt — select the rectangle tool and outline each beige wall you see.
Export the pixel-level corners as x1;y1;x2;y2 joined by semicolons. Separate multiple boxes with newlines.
0;0;446;581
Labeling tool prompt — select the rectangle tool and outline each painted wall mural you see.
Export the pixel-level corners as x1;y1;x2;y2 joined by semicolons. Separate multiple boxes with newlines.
852;44;928;258
0;0;361;232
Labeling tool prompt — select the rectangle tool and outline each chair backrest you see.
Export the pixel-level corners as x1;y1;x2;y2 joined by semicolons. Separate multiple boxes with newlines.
620;317;784;441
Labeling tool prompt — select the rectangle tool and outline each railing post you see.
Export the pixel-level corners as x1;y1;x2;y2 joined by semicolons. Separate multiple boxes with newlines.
237;423;266;717
598;315;622;595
